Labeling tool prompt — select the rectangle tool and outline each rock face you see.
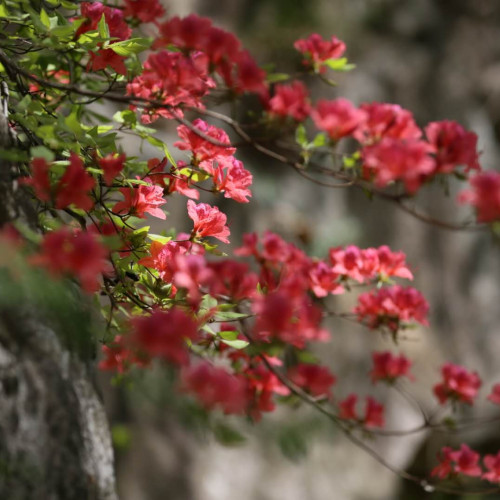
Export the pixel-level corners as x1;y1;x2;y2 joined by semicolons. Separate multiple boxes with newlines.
0;82;117;500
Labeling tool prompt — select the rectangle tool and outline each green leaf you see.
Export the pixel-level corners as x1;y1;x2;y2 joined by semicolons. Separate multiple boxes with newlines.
212;423;246;446
30;145;55;162
40;8;50;28
215;311;248;321
324;57;356;72
147;234;172;245
98;13;109;39
295;124;307;147
220;339;249;349
0;3;9;17
108;38;152;56
219;330;239;341
267;72;289;83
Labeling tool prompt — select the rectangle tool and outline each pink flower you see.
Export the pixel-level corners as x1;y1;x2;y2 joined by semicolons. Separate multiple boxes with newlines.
354;102;422;144
181;362;247;414
268;81;311;122
98;153;126;186
458;171;500;223
487;383;500;405
354;285;429;333
433;363;482;405
308;260;344;297
113;177;166;219
362;138;435;193
138;240;191;283
426;120;480;174
483;451;500;483
132;308;199;365
370;351;414;384
288;364;336;397
311;98;365;141
294;34;346;73
56;153;96;211
207;260;259;301
187;200;230;243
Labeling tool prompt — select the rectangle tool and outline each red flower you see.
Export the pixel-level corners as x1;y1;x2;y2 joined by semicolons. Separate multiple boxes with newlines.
432;445;481;479
98;153;126;186
187;200;230;243
431;447;454;479
487;383;500;405
210;156;253;203
99;335;149;373
450;445;482;477
138;240;191;283
127;51;215;123
354;285;429;333
88;48;127;75
312;98;365;141
294;34;346;73
132;308;198;365
426;120;480;174
268;81;311;122
354;102;422;144
31;228;110;292
308;260;344;298
364;396;385;428
56;153;96;211
113;177;166;219
180;362;247;414
339;394;358;420
458;171;500;223
361;138;435;193
483;451;500;483
22;157;52;202
207;260;259;301
370;351;414;384
288;364;336;397
123;0;165;23
433;363;482;405
175;119;235;163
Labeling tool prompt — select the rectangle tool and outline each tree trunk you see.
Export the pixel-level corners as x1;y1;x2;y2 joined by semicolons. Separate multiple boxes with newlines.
0;82;117;500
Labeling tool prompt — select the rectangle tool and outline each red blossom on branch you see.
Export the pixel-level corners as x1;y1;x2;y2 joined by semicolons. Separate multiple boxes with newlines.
268;81;311;122
354;285;429;332
312;98;365;141
458;171;500;223
370;351;414;384
132;308;199;365
294;33;346;73
288;363;336;397
113;178;166;219
187;200;230;243
31;228;111;292
433;363;482;405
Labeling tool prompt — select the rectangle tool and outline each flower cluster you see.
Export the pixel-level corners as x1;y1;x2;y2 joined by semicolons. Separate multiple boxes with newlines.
370;351;414;384
354;285;429;332
294;33;346;73
431;445;500;484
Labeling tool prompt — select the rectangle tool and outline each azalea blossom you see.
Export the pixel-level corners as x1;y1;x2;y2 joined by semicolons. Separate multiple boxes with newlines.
187;200;230;243
370;351;414;384
433;363;482;405
113;177;166;219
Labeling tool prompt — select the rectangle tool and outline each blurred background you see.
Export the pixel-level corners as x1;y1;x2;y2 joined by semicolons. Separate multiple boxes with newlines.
100;1;500;498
